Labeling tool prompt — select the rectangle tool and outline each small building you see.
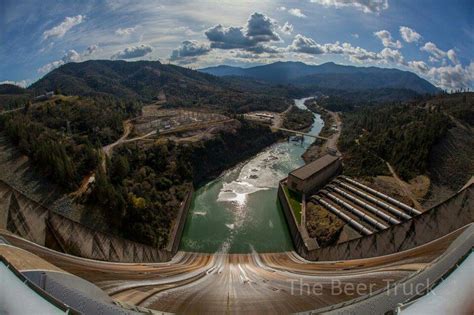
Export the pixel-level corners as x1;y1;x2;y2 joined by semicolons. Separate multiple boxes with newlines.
33;91;54;102
287;154;342;195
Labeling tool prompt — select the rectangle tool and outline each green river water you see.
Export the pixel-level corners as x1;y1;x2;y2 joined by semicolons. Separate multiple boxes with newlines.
179;98;324;253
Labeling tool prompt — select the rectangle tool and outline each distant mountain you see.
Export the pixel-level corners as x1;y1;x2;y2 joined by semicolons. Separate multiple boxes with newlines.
28;60;291;113
199;61;439;94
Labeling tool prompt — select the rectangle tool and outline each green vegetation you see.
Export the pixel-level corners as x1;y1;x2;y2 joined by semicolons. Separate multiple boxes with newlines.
29;60;291;113
282;106;314;131
283;185;302;224
89;141;191;247
339;93;473;181
201;61;439;95
0;95;140;189
179;120;279;184
84;120;278;247
0;84;31;111
317;88;423;112
306;202;344;247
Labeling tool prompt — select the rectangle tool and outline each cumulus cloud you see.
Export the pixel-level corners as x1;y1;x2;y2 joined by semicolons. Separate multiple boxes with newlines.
280;22;294;35
399;26;421;43
170;40;211;61
310;0;389;14
288;35;382;63
37;45;99;74
420;42;446;60
246;12;281;42
205;25;255;49
42;15;85;40
288;8;307;18
205;12;280;52
277;6;287;11
447;49;460;65
428;62;473;89
111;44;153;59
115;26;137;36
379;48;404;64
407;60;430;74
288;34;325;54
38;49;81;73
374;30;402;48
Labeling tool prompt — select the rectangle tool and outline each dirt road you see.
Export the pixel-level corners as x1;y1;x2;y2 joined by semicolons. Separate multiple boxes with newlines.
386;162;424;210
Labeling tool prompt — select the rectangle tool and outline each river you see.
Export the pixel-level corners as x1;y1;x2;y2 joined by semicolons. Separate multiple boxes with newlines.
179;97;323;253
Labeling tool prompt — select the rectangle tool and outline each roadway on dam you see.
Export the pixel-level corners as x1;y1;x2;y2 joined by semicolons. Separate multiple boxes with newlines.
180;97;323;253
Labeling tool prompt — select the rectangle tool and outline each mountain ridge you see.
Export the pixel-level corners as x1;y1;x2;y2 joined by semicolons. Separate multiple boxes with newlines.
199;61;439;94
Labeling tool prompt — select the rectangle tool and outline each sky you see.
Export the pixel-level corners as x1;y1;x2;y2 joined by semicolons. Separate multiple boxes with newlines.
1;0;473;90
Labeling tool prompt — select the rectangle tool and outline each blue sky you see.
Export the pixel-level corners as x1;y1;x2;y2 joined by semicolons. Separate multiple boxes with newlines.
1;0;472;90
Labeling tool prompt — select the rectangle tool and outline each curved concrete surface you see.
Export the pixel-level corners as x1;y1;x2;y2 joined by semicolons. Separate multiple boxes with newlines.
0;224;472;314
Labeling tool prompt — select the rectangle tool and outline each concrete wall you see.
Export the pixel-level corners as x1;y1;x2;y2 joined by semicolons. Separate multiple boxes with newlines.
166;187;194;254
277;182;310;255
0;179;193;263
279;177;473;261
302;183;473;261
0;180;49;246
47;213;172;263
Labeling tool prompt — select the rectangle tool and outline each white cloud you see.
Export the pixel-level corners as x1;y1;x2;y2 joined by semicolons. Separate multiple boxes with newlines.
399;26;421;43
288;35;382;63
277;6;287;11
310;0;389;14
407;60;430;74
427;62;473;90
447;49;460;65
42;15;85;40
374;30;402;48
288;8;307;18
38;45;99;74
205;12;280;52
0;80;29;88
288;34;325;54
38;49;81;73
379;48;404;64
170;40;211;61
280;22;293;35
351;33;359;39
420;42;446;60
111;44;153;59
115;26;137;36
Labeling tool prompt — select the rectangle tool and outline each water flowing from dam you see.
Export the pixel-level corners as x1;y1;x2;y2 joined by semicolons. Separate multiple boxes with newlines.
180;98;323;253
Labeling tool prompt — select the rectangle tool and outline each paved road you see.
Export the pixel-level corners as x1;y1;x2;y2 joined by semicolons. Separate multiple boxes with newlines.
325;111;342;154
0;225;470;314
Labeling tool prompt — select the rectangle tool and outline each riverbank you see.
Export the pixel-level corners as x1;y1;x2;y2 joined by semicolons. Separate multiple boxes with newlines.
302;98;342;163
180;97;324;253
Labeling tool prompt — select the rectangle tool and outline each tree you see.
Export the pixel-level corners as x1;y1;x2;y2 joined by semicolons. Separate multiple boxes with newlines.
111;155;130;183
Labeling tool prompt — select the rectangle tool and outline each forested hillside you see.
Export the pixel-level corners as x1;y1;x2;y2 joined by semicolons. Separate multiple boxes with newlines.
90;120;278;247
200;61;439;94
0;95;140;189
339;93;473;191
28;60;291;113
